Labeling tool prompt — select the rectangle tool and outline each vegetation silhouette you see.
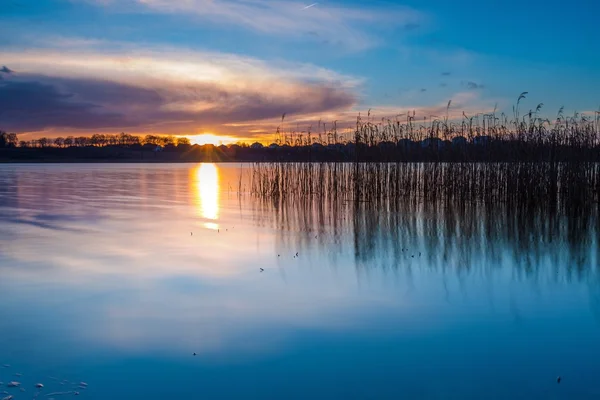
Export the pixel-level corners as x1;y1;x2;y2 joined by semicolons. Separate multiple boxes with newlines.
1;95;599;163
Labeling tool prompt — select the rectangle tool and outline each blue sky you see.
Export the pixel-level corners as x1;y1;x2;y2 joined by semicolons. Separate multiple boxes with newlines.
1;0;598;141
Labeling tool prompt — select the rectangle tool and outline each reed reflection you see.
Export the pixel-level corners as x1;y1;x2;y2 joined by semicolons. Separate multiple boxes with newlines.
192;163;220;230
250;188;600;284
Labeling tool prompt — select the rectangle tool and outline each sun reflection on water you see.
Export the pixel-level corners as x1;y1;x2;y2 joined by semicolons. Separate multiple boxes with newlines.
192;163;220;229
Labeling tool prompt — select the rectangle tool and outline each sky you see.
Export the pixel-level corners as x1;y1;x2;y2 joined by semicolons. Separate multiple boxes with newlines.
0;0;599;143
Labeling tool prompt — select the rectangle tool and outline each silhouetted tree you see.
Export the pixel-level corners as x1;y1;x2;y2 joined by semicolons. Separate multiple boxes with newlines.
90;134;107;146
177;137;191;146
143;135;160;146
54;137;65;148
0;131;18;148
74;136;90;147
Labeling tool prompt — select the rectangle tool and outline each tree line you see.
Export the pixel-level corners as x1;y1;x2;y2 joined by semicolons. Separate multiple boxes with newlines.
0;131;191;148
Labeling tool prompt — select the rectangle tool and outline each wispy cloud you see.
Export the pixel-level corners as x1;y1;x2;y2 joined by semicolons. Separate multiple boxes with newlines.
81;0;424;51
223;91;496;141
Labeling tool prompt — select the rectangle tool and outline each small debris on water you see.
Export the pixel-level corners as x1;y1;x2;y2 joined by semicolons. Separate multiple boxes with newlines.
35;383;44;389
557;376;561;384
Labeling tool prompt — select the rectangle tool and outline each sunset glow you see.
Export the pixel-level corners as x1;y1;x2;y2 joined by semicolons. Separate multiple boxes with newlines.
189;134;239;146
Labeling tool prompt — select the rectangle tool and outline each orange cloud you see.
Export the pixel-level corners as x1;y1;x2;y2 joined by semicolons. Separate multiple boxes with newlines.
0;46;358;138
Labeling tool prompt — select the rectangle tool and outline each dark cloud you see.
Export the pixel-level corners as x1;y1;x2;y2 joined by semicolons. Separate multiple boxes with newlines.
0;78;138;131
0;74;355;132
1;66;14;74
420;88;427;92
464;81;484;90
441;72;451;76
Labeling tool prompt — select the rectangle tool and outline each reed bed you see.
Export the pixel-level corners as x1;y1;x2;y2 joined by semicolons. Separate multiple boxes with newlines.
251;101;600;208
251;162;600;209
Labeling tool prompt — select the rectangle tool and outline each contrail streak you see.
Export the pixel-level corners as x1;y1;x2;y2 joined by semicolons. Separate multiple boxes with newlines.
302;3;318;9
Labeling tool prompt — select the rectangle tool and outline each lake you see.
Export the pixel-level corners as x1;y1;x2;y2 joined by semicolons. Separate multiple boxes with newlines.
0;163;599;399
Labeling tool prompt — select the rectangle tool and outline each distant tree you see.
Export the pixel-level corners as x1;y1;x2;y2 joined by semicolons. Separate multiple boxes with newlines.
64;136;74;147
54;137;65;148
162;135;175;146
74;136;90;147
177;137;191;146
118;132;127;146
0;131;18;148
6;133;18;147
38;137;50;147
90;134;107;147
19;140;28;148
129;135;141;146
107;134;118;146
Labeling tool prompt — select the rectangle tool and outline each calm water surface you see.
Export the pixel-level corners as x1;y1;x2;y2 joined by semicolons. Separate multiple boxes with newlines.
0;163;599;399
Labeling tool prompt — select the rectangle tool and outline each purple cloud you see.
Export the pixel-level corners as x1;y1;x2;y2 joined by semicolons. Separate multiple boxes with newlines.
0;73;355;133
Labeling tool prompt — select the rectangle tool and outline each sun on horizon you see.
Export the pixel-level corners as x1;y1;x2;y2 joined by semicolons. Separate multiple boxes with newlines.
188;133;239;146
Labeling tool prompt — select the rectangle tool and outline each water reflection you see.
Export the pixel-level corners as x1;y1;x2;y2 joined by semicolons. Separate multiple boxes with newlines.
253;195;600;283
1;164;600;399
192;163;220;229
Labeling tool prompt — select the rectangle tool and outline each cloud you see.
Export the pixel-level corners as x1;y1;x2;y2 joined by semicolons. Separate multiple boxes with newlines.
223;91;496;141
441;71;451;76
0;47;357;134
464;81;484;90
420;88;427;92
1;66;13;74
81;0;424;51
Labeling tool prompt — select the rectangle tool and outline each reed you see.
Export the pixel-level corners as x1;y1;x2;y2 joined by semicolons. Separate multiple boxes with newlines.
251;100;600;209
